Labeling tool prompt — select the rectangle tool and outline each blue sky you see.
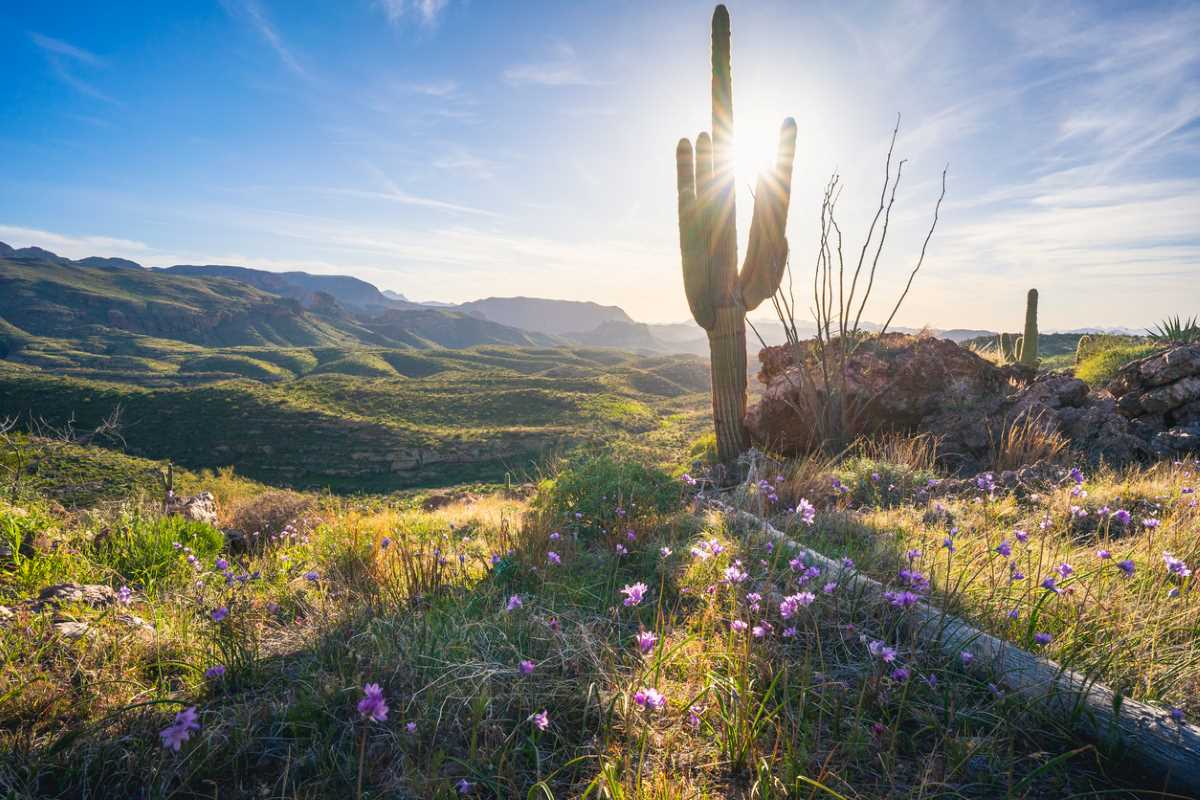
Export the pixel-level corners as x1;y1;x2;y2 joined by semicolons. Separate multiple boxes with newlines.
2;0;1198;328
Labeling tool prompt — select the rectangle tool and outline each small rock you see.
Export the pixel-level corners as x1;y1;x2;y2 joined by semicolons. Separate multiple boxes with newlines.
53;620;91;639
166;491;219;526
0;605;13;624
34;583;118;611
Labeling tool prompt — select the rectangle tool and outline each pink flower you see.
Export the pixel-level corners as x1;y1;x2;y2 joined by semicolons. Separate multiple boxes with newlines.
357;683;389;722
546;551;561;565
620;582;648;607
159;706;201;751
519;659;535;675
730;619;748;632
506;595;523;612
531;710;550;730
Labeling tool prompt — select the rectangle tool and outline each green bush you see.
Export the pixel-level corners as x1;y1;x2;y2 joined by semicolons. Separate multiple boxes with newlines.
835;457;936;509
531;452;681;539
90;513;224;591
1075;343;1160;387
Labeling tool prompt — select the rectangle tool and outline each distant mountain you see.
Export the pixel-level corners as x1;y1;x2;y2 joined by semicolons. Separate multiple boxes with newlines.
162;264;411;310
565;320;662;350
456;297;634;336
0;245;559;353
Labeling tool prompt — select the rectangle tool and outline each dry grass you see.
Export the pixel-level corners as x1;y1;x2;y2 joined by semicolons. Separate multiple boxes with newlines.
988;412;1069;472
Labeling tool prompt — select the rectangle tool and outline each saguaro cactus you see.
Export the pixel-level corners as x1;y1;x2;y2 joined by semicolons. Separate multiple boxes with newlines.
676;4;797;466
1020;288;1039;367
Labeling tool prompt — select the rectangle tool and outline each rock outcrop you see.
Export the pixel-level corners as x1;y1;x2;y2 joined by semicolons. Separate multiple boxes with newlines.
746;334;1160;473
1109;344;1200;456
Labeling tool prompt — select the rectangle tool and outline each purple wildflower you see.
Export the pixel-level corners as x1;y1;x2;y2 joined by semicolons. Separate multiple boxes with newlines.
546;551;561;565
1112;509;1132;526
797;498;817;526
995;540;1012;557
1117;559;1136;577
1163;552;1192;577
633;687;666;710
531;710;550;731
730;619;748;632
159;706;201;751
506;595;523;612
621;582;648;607
357;683;389;722
116;585;133;605
891;667;911;681
519;659;535;675
1034;632;1052;647
635;631;658;654
868;640;897;662
210;606;228;622
204;665;226;680
456;778;473;794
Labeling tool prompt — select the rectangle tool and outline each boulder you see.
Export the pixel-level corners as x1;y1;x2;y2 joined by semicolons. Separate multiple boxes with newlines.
166;491;219;526
746;334;1155;473
1109;344;1200;452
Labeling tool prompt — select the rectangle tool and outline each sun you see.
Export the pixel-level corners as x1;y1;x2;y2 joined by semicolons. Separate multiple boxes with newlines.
732;107;787;186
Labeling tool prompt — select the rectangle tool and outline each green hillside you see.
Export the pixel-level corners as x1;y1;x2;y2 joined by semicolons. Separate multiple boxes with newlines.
0;346;711;490
0;252;559;356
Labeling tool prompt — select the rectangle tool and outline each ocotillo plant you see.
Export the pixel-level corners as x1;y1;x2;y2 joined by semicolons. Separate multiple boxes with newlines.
675;4;797;466
1020;288;1039;367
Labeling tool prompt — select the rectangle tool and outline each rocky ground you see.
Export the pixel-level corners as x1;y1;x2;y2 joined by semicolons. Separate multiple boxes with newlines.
747;336;1200;473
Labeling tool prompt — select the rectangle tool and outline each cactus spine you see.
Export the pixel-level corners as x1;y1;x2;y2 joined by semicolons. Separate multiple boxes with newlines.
676;4;797;466
1020;288;1039;367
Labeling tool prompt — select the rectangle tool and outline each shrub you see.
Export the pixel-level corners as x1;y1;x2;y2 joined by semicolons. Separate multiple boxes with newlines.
531;452;680;539
224;490;316;550
1076;343;1160;387
90;513;223;591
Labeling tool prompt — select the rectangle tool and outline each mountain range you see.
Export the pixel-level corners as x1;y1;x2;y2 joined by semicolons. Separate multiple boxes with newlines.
0;241;1134;363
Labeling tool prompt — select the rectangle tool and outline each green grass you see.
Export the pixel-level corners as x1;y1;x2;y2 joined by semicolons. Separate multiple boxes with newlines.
1075;342;1160;386
0;346;711;491
0;450;1163;798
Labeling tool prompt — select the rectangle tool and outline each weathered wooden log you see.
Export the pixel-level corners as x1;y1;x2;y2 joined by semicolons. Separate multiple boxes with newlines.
706;497;1200;794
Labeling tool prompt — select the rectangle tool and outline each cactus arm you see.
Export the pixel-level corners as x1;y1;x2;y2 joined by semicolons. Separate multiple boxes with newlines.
709;4;738;306
676;137;715;330
739;117;798;311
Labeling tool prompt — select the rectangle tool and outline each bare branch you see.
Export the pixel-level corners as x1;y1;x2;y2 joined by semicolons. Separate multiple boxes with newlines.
880;164;949;336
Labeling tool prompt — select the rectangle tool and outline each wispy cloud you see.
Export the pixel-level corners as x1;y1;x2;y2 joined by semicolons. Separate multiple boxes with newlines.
0;224;150;259
377;0;450;28
503;40;595;87
221;0;309;79
28;31;120;105
28;33;105;67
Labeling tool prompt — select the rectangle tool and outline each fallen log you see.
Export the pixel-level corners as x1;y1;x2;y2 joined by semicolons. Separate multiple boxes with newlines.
705;496;1200;795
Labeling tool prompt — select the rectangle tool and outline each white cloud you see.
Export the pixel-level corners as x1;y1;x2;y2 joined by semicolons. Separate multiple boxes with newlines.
503;40;595;87
377;0;450;28
0;225;151;260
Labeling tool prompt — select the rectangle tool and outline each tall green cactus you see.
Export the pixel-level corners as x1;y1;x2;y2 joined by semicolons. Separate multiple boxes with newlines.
1020;288;1039;367
676;4;797;466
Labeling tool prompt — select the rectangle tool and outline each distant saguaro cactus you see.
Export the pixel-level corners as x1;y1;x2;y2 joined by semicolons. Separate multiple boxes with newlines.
1075;334;1092;365
675;4;797;466
1020;288;1039;367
